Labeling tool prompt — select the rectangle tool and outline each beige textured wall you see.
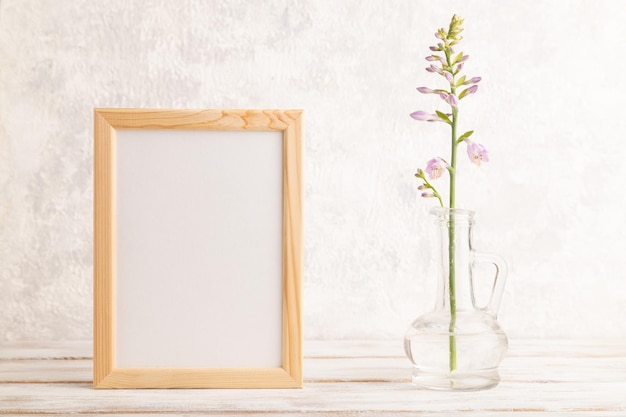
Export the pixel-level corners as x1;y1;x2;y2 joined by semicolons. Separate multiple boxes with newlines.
1;0;625;341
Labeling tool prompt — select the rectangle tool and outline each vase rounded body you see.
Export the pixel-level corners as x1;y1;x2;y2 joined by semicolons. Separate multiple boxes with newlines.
404;208;508;391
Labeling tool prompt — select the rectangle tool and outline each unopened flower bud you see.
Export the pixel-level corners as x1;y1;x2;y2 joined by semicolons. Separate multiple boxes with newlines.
417;87;436;94
463;76;482;85
421;192;434;198
446;93;459;109
410;111;444;122
459;84;479;99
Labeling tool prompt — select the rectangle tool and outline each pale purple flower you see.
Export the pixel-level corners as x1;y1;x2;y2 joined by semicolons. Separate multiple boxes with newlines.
463;76;482;85
466;141;489;166
425;55;439;62
417;87;437;94
444;72;453;83
447;94;459;108
459;55;470;62
459;84;479;99
425;157;446;179
457;62;464;72
421;192;435;198
425;65;443;75
439;93;458;109
410;111;444;122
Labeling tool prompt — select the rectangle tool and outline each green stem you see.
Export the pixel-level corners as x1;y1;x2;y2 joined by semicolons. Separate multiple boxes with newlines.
448;80;459;375
448;107;458;374
421;176;444;207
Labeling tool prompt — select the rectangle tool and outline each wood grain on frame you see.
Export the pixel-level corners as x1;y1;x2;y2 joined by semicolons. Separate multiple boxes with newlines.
93;109;303;389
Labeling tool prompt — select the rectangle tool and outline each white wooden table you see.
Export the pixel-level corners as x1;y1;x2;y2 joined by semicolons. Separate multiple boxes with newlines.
1;339;625;416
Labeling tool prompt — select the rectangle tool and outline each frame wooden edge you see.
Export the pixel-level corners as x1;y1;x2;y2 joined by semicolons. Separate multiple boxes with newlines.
93;110;115;388
95;368;301;389
281;112;304;386
94;108;302;131
93;109;304;389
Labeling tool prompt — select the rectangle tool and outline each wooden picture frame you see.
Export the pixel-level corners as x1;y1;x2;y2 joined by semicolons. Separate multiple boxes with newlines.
93;109;303;389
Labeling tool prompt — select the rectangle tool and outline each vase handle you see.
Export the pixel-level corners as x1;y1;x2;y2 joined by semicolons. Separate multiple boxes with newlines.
472;251;508;316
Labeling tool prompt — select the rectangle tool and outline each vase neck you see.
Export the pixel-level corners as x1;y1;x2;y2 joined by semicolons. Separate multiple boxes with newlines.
431;208;476;312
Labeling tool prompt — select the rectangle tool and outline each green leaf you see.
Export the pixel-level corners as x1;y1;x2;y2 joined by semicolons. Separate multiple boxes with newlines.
458;130;474;142
453;52;464;64
435;110;452;124
455;75;466;87
459;87;470;99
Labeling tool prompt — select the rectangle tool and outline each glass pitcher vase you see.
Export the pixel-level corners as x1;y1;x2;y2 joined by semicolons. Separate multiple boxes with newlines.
404;207;508;391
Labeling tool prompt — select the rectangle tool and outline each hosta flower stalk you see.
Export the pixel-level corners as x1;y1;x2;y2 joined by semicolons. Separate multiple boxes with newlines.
410;14;491;375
